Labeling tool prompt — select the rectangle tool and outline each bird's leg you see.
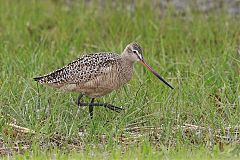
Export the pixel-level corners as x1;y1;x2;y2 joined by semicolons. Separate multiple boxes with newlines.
76;102;124;113
75;95;124;114
95;103;124;113
77;93;84;106
89;98;95;119
76;93;84;115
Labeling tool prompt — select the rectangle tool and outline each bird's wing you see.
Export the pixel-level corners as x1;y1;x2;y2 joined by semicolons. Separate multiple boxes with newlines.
34;52;120;84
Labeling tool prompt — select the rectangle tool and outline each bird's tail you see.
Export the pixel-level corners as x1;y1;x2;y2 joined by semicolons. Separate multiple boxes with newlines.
33;66;66;84
33;76;47;83
33;76;42;81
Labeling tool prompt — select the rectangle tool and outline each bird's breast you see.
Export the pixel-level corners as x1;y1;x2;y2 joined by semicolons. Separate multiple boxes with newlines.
77;62;134;97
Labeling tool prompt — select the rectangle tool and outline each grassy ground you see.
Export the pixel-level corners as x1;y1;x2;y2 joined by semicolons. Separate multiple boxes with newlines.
0;0;239;159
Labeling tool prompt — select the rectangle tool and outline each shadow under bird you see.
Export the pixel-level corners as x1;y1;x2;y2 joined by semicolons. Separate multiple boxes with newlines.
34;42;174;118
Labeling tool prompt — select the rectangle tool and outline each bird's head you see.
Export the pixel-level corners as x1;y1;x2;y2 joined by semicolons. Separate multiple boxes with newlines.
123;42;144;62
122;42;174;89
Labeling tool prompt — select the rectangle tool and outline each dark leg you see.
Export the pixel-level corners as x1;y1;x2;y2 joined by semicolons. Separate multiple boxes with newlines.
77;102;124;113
76;93;84;116
89;98;95;119
77;93;84;106
75;94;124;114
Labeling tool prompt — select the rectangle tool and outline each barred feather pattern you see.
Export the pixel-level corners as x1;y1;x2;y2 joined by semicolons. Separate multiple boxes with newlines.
34;52;120;84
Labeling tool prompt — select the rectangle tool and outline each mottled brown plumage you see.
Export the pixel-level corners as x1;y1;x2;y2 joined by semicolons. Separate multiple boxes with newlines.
34;42;173;118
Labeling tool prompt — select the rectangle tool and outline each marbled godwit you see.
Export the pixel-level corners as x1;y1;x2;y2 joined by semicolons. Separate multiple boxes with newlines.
34;42;173;118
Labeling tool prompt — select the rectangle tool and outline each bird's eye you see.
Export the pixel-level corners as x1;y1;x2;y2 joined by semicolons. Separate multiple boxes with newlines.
133;50;138;54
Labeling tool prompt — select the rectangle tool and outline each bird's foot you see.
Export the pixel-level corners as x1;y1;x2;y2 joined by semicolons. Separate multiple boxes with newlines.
77;102;124;113
101;103;124;113
76;94;124;119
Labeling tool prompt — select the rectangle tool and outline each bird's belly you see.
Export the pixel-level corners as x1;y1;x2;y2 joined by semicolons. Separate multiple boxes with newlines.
59;83;77;91
77;71;132;97
78;87;116;97
47;77;124;97
52;83;114;97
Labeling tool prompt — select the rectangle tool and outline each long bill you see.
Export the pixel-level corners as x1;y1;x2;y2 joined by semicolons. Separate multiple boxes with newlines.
139;60;174;89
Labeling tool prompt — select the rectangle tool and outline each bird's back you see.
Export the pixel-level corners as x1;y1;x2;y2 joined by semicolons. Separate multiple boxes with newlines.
34;52;121;85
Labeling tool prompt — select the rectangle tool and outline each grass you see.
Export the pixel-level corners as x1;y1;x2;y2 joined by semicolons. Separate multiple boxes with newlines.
3;145;240;160
0;0;239;159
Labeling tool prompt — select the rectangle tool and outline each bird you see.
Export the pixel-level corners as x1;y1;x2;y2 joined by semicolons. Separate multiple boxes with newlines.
34;42;174;119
